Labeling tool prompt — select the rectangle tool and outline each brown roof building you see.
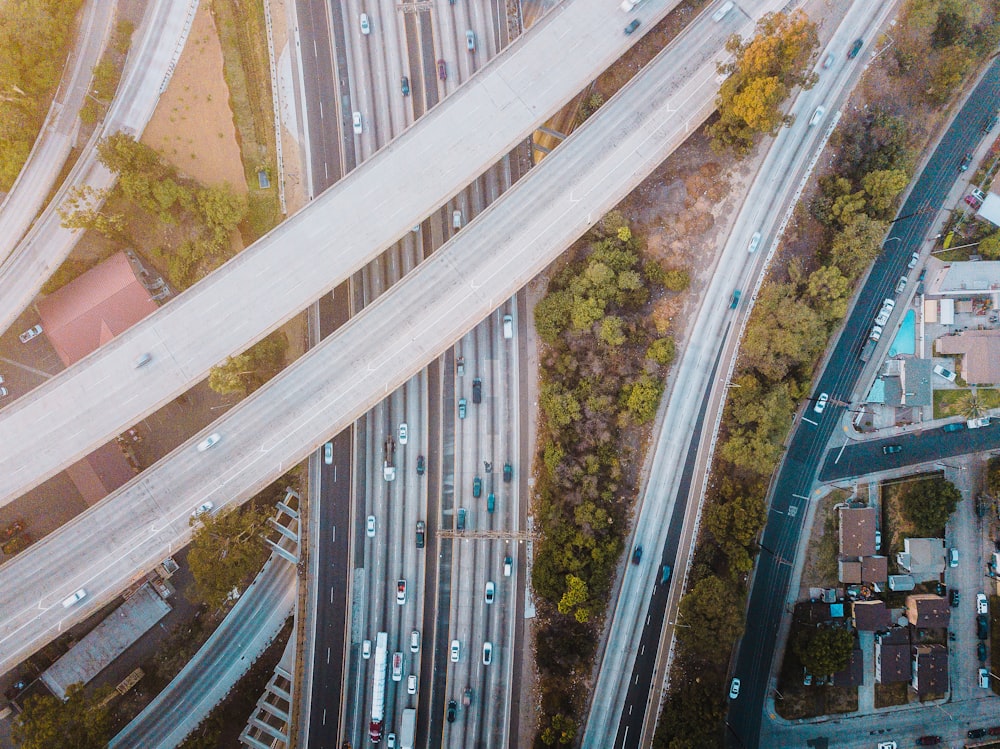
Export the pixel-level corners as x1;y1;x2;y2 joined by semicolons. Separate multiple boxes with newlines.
935;329;1000;385
875;628;911;684
861;556;888;585
833;646;864;687
853;600;891;632
839;507;877;557
37;251;157;367
905;594;950;629
838;560;862;584
912;644;948;698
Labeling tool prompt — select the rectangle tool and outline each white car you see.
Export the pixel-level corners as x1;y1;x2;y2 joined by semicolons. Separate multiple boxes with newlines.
979;668;990;689
359;13;370;34
813;393;828;414
728;678;740;699
0;386;7;398
895;276;907;294
391;652;402;681
192;501;214;518
407;674;417;694
450;639;460;662
197;433;221;452
808;106;825;127
907;252;919;269
977;592;989;615
396;579;407;605
503;556;513;577
366;515;376;537
747;231;761;254
410;629;420;653
482;642;493;665
949;548;959;568
933;364;957;382
18;324;42;343
324;442;333;465
398;423;408;444
386;734;396;749
877;742;897;749
485;581;495;604
362;639;372;659
503;313;514;339
352;111;363;135
61;588;87;608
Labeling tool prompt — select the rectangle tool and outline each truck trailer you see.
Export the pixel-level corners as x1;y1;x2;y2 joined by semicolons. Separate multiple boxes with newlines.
399;707;417;749
369;632;389;742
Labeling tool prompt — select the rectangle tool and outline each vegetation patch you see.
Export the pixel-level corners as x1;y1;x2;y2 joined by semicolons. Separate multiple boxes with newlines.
530;212;678;747
933;387;1000;418
656;0;1000;744
874;681;909;708
0;0;85;190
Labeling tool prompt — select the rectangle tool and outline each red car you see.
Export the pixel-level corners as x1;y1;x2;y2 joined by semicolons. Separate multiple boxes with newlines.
916;737;941;746
966;194;983;209
437;59;447;80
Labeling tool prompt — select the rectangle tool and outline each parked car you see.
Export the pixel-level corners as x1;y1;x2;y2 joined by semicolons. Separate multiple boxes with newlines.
933;364;956;382
978;592;989;614
895;276;907;294
813;393;828;414
876;742;896;749
882;444;902;455
969;728;988;739
942;422;965;432
966;193;984;209
977;614;989;640
915;737;940;746
396;579;407;605
960;152;973;171
18;324;42;343
979;668;990;688
632;546;643;564
949;548;959;568
978;641;987;661
728;678;741;699
0;386;8;398
908;251;920;269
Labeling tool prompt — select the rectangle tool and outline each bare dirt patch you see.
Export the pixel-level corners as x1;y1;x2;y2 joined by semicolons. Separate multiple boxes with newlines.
142;4;245;190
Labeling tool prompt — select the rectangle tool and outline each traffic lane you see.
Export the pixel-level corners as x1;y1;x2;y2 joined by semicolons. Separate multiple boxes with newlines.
819;420;1000;481
295;0;342;191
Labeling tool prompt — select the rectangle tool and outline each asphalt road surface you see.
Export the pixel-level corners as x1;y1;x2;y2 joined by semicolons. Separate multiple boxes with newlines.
0;0;690;507
727;55;1000;749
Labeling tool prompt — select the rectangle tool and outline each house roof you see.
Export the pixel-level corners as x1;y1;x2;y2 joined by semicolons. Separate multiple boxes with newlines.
36;252;157;366
900;358;933;407
912;644;949;697
876;628;911;683
833;646;864;687
839;560;862;584
897;538;945;581
853;600;891;631
935;329;1000;385
906;594;951;629
861;556;888;585
839;507;877;557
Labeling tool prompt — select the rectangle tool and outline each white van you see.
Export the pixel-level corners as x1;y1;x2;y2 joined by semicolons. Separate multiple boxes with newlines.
62;589;87;608
453;210;462;229
712;1;734;21
503;314;514;339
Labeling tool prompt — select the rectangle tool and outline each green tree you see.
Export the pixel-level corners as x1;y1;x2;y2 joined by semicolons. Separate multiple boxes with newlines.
663;268;690;292
208;332;288;397
96;131;160;176
197;184;248;248
676;575;746;663
187;504;272;609
987;456;1000;498
557;574;591;622
925;45;973;105
978;231;1000;260
794;625;853;676
535;289;573;344
623;374;663;424
599;315;627;347
540;382;582;428
954;389;983;420
829;213;889;279
900;476;961;536
742;282;826;381
12;683;111;749
57;185;123;237
806;264;851;321
862;169;909;217
647;336;676;366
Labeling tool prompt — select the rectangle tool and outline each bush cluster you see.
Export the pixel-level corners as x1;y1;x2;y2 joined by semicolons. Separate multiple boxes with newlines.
532;212;678;746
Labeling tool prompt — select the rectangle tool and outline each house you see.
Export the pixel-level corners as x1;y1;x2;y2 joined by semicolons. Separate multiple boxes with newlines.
875;628;911;683
839;507;877;557
861;556;888;586
896;538;946;582
912;644;949;698
905;594;950;629
852;600;891;632
833;645;864;687
936;330;1000;385
888;575;916;592
839;560;862;584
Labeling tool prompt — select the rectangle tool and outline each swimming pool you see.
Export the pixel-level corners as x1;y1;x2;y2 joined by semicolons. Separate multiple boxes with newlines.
889;309;915;357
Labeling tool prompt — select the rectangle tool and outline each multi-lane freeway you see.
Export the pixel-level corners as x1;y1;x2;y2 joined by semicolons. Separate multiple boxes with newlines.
728;53;1000;749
